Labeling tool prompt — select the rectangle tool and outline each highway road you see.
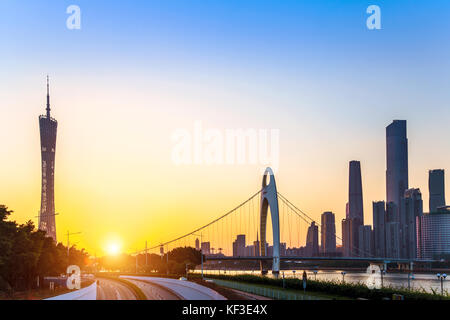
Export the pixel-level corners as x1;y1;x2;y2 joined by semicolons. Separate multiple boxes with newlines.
122;276;226;300
96;278;138;300
126;278;182;300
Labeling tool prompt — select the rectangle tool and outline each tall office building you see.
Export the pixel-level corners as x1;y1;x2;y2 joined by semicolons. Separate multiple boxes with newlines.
417;208;450;259
232;235;246;257
385;202;400;258
400;188;423;259
306;222;319;257
358;225;374;257
320;212;336;255
348;161;364;256
385;221;400;258
201;242;211;255
348;161;364;223
373;201;386;258
386;120;409;208
429;169;446;212
195;238;200;251
341;219;353;257
38;77;58;241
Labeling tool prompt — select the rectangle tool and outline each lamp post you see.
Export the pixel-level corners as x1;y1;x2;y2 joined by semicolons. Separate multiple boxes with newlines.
381;270;386;288
436;273;447;296
341;271;346;283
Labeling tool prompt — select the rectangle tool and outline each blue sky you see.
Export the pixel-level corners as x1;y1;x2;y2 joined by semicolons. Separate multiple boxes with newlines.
0;1;449;252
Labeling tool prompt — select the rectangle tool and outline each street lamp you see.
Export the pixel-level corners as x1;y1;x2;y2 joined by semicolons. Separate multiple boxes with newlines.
380;270;386;288
436;273;447;296
341;271;346;283
292;270;296;278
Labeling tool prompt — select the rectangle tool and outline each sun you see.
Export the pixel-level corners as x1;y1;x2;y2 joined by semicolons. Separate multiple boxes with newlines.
106;242;121;256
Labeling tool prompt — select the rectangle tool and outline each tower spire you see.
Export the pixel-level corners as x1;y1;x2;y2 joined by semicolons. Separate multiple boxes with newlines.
46;75;51;118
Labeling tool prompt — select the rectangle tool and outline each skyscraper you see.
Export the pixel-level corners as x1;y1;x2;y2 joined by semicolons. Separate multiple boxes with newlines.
348;161;364;223
400;188;423;259
429;169;446;213
195;238;200;251
342;219;353;257
232;235;246;257
38;76;58;241
306;222;319;257
348;160;364;256
385;221;400;258
321;212;336;255
385;201;400;258
358;225;374;257
373;201;386;258
386;120;408;208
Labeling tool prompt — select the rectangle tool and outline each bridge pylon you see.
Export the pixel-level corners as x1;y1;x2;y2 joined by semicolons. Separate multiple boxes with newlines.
259;167;281;277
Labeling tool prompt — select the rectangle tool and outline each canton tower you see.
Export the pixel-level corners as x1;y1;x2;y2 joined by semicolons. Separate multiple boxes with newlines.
38;76;58;241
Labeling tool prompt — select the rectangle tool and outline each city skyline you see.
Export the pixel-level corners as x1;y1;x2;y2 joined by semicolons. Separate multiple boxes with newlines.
1;1;450;256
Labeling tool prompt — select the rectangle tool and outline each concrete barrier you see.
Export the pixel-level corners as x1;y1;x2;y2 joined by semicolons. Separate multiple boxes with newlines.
45;282;97;300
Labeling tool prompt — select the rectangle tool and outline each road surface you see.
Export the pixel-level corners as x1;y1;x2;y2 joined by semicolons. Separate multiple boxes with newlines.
122;276;226;300
126;278;182;300
96;278;138;300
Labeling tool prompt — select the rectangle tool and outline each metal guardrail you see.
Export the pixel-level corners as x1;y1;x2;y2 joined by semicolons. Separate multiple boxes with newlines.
209;279;323;300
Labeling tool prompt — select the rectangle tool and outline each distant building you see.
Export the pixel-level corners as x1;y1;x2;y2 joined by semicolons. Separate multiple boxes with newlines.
348;161;364;256
232;235;246;257
195;238;200;251
342;219;353;257
400;188;423;259
385;222;400;258
386;120;409;209
253;233;260;257
417;209;450;259
373;201;386;257
321;211;336;255
201;242;211;255
358;225;374;257
306;222;319;257
429;169;446;213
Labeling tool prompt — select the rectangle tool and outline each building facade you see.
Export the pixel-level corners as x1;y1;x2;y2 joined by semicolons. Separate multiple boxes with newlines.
342;218;353;257
306;222;319;257
429;169;446;213
38;77;58;241
417;210;450;259
386;120;409;209
373;201;386;258
400;188;423;259
358;225;374;257
348;161;364;256
321;211;336;255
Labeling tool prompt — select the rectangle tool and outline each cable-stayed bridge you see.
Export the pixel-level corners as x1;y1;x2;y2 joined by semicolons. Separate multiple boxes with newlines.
139;168;436;276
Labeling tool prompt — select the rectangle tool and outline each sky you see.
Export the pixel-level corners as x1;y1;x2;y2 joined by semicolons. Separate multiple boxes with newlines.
0;0;449;256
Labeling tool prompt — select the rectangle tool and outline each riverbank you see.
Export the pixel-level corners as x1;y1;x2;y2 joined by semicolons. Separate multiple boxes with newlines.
197;274;450;300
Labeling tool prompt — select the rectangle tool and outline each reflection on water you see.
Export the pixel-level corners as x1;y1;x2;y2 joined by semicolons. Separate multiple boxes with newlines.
195;269;450;294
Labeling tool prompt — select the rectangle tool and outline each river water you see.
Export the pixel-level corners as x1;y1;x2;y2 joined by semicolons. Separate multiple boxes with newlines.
195;269;449;294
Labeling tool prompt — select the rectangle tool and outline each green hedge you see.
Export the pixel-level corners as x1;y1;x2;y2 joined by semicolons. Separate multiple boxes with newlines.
199;274;449;301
